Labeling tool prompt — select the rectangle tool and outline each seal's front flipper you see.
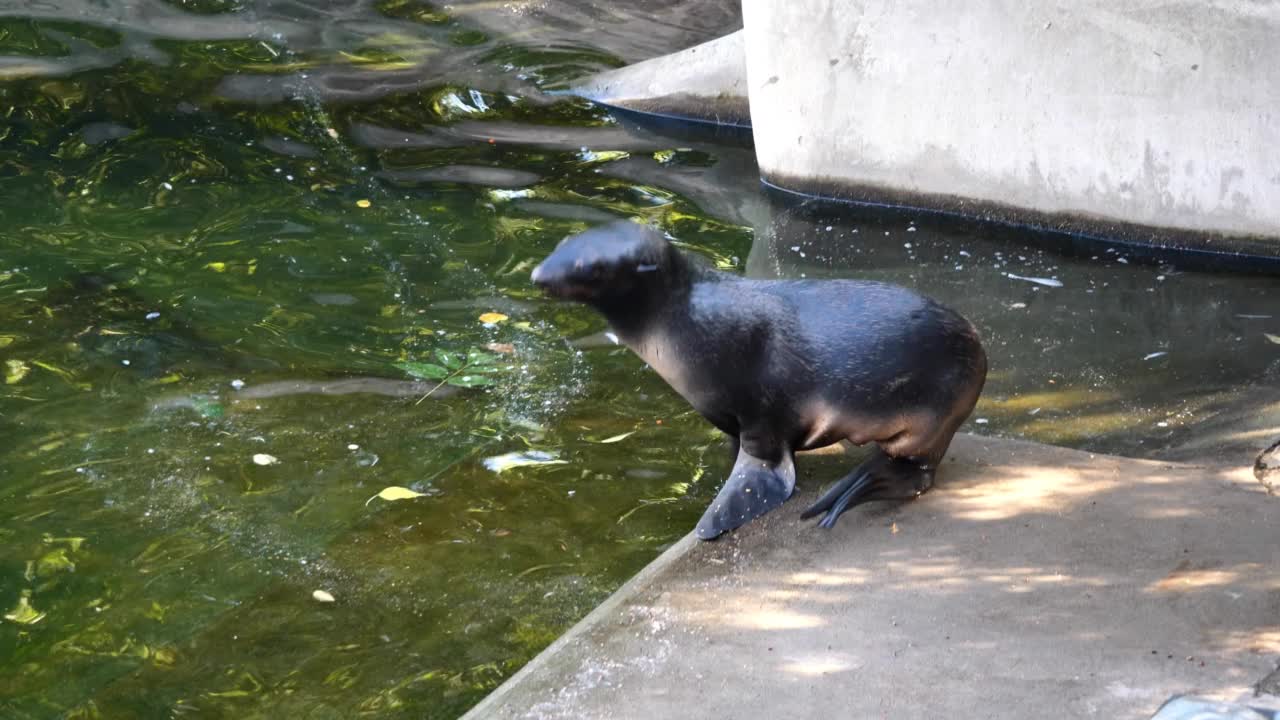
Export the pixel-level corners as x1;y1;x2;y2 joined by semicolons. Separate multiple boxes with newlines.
695;450;795;540
800;449;934;530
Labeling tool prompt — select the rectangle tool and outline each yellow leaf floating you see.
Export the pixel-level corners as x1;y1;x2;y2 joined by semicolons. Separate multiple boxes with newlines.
478;312;508;324
365;486;426;506
356;199;372;208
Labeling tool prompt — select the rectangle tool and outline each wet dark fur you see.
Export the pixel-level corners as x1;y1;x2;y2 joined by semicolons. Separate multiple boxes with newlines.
533;220;987;539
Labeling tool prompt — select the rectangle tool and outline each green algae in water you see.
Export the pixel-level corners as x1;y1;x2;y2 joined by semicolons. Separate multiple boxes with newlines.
0;14;739;720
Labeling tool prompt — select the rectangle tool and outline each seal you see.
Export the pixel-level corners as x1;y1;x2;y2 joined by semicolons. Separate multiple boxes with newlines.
531;220;988;539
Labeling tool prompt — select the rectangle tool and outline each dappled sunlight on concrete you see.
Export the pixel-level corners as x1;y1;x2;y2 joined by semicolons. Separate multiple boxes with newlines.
1147;563;1275;593
943;463;1115;520
777;652;860;677
1213;628;1280;655
681;594;826;631
469;435;1280;720
784;568;871;587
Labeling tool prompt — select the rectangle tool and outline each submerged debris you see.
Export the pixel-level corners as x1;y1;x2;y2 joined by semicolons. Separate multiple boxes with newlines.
1005;272;1063;288
482;450;566;474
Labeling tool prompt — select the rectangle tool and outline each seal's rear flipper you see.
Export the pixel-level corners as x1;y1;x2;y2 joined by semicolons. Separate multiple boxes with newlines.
695;451;795;540
800;449;935;529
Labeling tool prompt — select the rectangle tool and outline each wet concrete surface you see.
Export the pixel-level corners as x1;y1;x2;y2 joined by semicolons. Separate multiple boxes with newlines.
463;434;1280;720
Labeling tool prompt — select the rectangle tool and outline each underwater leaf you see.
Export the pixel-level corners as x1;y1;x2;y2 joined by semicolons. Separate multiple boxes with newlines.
43;535;85;551
1265;333;1280;345
465;350;502;366
4;590;46;625
395;361;450;380
446;374;494;388
356;199;372;208
5;359;29;384
365;486;427;505
36;548;75;576
191;398;224;419
32;360;75;381
435;349;463;369
478;312;508;324
482;450;566;474
595;431;635;444
312;589;336;603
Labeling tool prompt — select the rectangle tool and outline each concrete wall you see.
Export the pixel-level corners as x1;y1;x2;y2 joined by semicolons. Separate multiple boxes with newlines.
741;0;1280;243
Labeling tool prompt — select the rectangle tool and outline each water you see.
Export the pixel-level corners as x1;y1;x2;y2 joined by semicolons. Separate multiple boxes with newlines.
1;2;1278;718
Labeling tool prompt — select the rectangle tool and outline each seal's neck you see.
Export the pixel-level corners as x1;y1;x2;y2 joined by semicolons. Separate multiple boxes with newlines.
590;244;701;341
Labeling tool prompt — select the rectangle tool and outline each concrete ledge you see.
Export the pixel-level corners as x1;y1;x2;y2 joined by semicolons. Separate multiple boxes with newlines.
464;434;1280;719
568;31;748;127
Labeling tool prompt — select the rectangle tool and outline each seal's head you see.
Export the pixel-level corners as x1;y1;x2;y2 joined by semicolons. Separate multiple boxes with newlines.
531;220;674;303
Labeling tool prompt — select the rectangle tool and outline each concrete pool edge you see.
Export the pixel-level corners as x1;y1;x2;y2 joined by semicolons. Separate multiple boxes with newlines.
461;531;701;719
461;433;1280;719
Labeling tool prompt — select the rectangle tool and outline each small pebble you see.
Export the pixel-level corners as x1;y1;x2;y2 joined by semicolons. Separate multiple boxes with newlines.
975;418;989;424
253;453;279;466
312;590;335;603
230;379;246;390
348;444;360;451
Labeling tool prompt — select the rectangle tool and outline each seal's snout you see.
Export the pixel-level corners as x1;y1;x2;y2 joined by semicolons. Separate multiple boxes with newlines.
531;258;579;299
530;263;549;288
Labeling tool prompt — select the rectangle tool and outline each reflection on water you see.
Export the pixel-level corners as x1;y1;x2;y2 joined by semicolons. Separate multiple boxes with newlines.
752;202;1280;459
0;1;1278;718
